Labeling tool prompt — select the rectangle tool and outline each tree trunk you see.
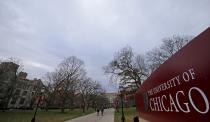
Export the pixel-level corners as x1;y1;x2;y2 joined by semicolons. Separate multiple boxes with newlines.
86;103;89;110
82;100;85;113
82;106;85;113
61;107;64;113
61;98;65;113
70;98;74;111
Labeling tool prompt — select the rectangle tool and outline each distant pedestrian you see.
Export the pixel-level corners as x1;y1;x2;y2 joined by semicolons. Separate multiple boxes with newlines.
101;106;104;116
96;107;100;116
115;106;119;113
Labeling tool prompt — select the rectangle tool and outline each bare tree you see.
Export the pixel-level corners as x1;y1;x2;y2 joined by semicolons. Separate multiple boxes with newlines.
43;72;56;111
146;47;166;72
78;77;91;112
53;56;85;113
77;76;103;112
146;35;192;73
103;46;148;89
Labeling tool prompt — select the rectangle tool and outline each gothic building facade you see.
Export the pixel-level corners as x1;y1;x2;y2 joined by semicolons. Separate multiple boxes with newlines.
0;62;44;109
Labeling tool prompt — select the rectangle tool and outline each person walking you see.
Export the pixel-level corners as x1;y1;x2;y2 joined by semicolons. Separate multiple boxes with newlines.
96;107;100;116
101;106;104;116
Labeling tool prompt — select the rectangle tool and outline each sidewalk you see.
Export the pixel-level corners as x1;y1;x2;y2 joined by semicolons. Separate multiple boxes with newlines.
64;108;114;122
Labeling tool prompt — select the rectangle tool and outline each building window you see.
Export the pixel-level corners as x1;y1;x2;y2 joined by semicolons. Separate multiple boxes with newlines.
19;98;25;105
31;91;35;96
22;91;27;96
22;84;27;89
10;98;17;104
27;85;31;90
0;88;4;93
14;89;21;96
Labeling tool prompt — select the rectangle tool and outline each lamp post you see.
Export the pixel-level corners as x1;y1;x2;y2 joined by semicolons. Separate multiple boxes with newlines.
119;86;125;122
31;88;44;122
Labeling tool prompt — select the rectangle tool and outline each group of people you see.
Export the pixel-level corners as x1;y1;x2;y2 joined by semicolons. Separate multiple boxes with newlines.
96;106;104;116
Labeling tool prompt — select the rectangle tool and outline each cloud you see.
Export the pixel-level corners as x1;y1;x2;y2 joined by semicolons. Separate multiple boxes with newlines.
24;60;53;71
0;0;210;92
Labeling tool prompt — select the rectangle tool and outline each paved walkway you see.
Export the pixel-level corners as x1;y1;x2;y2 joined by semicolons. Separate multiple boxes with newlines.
64;108;114;122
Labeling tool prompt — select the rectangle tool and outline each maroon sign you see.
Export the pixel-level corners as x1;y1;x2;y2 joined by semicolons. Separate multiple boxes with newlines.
135;27;210;122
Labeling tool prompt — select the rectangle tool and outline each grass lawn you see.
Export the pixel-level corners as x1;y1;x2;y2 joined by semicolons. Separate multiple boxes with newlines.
0;108;95;122
115;107;138;122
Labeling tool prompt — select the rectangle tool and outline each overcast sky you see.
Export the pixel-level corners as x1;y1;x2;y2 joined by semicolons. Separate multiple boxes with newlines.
0;0;210;92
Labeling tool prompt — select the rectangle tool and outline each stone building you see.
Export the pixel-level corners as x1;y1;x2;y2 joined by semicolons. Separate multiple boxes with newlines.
104;92;117;107
0;62;44;109
8;77;44;108
0;62;19;109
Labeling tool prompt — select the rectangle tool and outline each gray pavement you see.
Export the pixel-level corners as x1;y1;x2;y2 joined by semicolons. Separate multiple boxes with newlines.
64;108;114;122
